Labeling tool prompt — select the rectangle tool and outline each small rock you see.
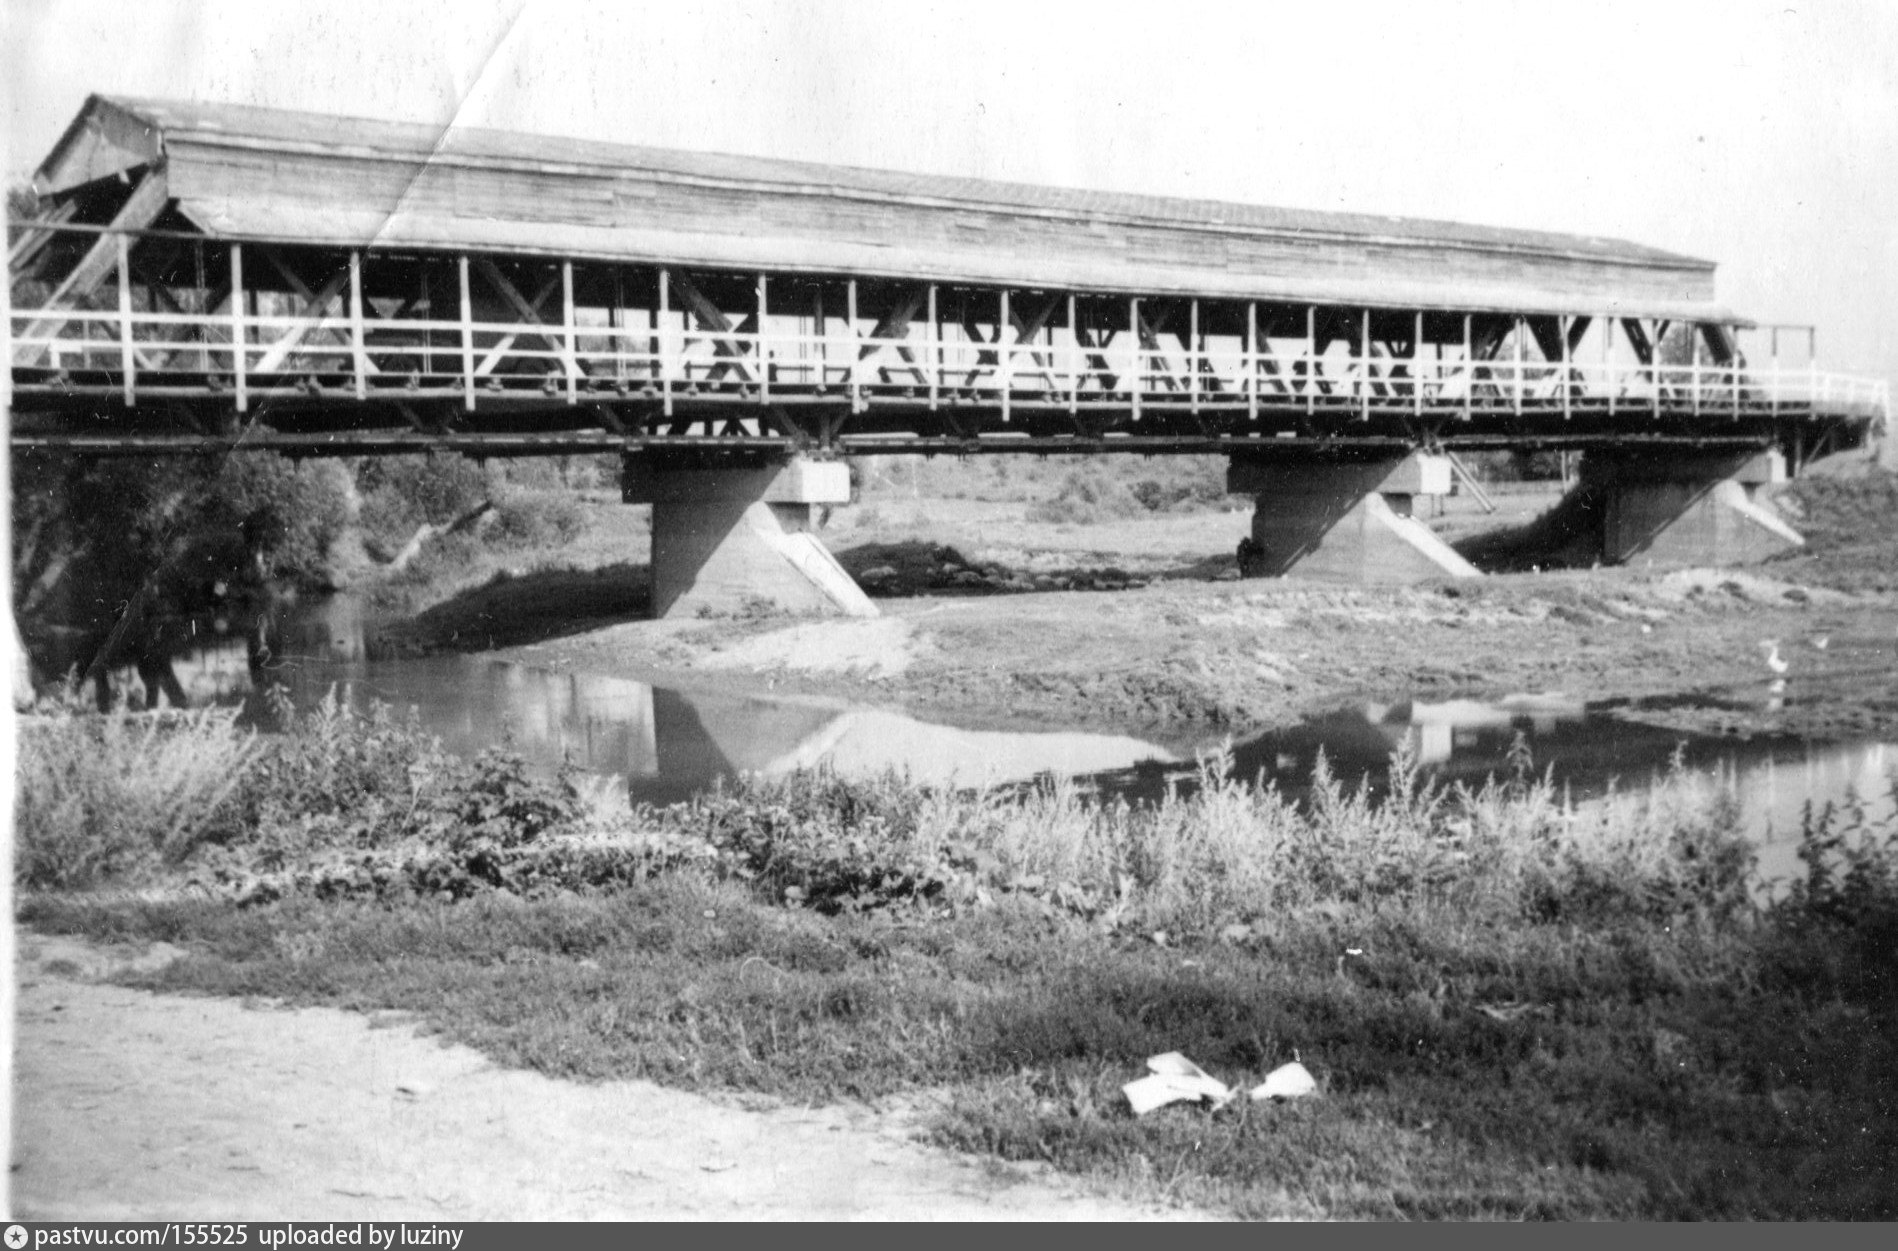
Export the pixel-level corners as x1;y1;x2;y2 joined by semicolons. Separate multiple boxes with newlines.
394;1079;434;1099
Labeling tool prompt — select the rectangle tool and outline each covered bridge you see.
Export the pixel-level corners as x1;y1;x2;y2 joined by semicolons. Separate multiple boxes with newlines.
7;95;1888;612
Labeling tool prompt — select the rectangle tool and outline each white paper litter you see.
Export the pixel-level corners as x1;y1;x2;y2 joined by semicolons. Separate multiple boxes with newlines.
1250;1061;1317;1102
1121;1051;1235;1115
1123;1052;1320;1115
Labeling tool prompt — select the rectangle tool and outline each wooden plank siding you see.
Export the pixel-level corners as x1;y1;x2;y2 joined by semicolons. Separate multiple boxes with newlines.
30;95;1721;321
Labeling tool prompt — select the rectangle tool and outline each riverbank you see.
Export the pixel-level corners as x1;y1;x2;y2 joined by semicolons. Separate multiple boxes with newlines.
378;463;1898;745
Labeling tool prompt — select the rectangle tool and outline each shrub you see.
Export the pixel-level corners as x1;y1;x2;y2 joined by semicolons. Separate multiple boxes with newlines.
487;490;585;549
356;453;491;554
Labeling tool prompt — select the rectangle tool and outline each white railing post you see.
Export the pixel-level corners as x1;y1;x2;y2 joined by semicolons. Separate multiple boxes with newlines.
564;260;579;406
659;267;673;419
1189;297;1200;415
458;255;475;412
1129;296;1141;423
1246;301;1258;424
1306;304;1317;420
117;232;136;406
756;272;769;406
999;287;1012;423
1360;307;1371;421
230;243;247;414
1067;292;1079;418
847;278;860;413
1415;309;1425;418
1604;312;1615;419
1512;316;1523;419
349;250;368;401
928;284;940;412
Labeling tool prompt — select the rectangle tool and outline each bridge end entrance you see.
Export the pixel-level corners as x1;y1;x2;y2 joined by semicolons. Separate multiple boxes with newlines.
623;455;876;620
1229;452;1480;583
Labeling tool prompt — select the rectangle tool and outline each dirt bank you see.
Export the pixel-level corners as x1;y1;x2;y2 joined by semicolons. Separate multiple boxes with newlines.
380;472;1898;745
11;932;1196;1221
489;562;1898;745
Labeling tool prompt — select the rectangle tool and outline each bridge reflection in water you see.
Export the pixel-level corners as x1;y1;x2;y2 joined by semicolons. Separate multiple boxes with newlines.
168;609;1179;806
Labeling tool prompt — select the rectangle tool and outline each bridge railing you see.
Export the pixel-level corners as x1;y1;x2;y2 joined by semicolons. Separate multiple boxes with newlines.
13;300;1891;428
9;224;1889;433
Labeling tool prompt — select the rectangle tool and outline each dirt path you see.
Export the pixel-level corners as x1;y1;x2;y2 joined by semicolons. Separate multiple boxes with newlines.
11;933;1197;1222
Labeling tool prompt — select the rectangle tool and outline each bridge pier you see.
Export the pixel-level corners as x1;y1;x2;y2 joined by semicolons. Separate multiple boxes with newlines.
622;455;876;619
1229;451;1479;582
1582;449;1803;566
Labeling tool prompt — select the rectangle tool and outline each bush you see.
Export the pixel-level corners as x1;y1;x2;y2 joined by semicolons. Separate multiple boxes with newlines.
487;490;585;549
357;453;491;553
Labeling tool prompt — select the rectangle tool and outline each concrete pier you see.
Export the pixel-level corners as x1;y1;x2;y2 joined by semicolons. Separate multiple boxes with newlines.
1229;452;1479;582
623;456;875;619
1583;449;1803;566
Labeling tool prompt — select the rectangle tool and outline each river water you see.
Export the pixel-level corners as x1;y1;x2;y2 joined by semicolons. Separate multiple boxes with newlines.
171;594;1896;895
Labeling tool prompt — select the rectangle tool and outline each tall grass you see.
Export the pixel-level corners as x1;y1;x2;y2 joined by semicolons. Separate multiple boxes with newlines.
14;690;260;887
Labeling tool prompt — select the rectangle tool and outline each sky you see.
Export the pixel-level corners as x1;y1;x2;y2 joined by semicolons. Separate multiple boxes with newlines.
5;0;1896;384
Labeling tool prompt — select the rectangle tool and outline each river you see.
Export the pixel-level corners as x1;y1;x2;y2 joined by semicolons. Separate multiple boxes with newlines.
167;593;1897;895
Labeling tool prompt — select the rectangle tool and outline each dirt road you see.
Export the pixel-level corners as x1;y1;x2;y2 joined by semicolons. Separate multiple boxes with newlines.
10;933;1195;1221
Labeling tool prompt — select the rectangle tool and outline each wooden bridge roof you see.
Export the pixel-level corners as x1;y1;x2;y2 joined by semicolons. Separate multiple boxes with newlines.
34;94;1730;320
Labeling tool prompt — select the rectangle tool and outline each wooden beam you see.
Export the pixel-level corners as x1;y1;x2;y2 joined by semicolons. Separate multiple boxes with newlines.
13;168;169;365
669;268;759;385
471;260;565;377
252;267;351;374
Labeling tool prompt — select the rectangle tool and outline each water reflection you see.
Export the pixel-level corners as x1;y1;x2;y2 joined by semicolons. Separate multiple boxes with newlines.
173;598;1180;804
173;594;1894;895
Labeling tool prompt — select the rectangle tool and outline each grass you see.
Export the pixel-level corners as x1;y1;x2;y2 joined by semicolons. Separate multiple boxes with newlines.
15;700;1898;1219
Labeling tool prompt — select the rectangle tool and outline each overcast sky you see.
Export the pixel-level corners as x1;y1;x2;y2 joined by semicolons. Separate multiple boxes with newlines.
6;0;1895;383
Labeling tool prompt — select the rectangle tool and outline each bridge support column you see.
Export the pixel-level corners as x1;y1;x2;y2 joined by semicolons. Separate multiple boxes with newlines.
623;455;876;619
1229;451;1479;582
1583;449;1802;566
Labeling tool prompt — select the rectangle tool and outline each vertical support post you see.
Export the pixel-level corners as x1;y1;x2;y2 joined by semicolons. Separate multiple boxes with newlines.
1560;314;1571;422
230;243;248;414
1414;309;1424;418
562;260;579;405
1189;297;1200;414
1461;311;1472;422
1691;325;1701;416
813;286;826;391
1512;316;1523;419
1359;308;1370;421
756;273;769;406
349;250;368;401
117;232;136;406
1731;324;1740;419
659;267;673;419
1305;304;1316;420
1129;296;1142;423
999;287;1012;423
1808;326;1817;413
1066;292;1078;417
1604;311;1615;418
928;284;940;412
1246;301;1258;423
458;255;475;412
847;278;860;413
1770;326;1779;418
